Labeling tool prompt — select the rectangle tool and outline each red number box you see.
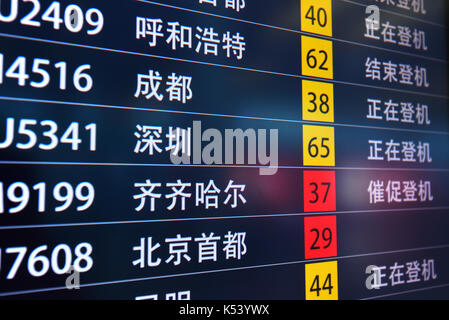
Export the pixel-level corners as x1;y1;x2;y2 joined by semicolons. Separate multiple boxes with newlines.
304;215;337;259
303;170;336;212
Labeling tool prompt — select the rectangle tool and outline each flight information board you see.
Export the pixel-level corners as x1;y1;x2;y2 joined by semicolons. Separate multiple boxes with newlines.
0;0;448;300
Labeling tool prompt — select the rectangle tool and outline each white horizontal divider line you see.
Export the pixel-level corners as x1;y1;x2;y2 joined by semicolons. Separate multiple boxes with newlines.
1;206;449;230
1;160;449;173
0;95;448;136
361;283;449;300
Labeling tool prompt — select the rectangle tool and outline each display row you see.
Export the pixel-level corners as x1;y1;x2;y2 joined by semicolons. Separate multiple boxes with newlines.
0;213;448;298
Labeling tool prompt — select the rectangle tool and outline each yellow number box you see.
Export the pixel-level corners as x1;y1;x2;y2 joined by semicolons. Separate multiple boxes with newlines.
302;80;334;123
301;36;333;80
303;125;335;167
305;261;339;300
301;0;333;36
